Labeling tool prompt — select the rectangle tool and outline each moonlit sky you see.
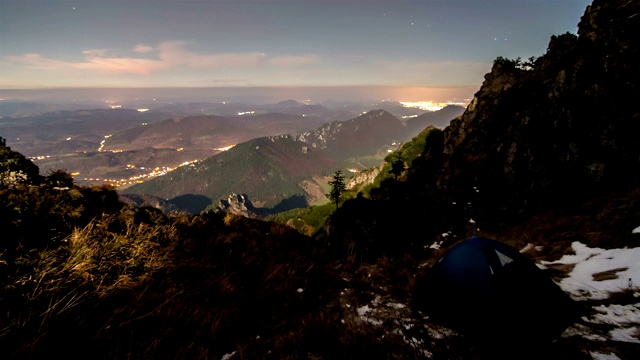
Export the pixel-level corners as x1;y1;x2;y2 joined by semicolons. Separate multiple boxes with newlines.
1;0;592;102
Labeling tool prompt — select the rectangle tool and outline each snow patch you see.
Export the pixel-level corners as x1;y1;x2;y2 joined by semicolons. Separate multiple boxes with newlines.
609;326;640;344
590;352;621;360
588;303;640;326
543;242;640;300
589;351;620;360
520;243;534;253
633;226;640;234
221;351;237;360
357;305;371;317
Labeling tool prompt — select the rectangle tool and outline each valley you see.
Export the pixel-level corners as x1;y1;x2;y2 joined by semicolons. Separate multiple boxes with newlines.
0;99;465;214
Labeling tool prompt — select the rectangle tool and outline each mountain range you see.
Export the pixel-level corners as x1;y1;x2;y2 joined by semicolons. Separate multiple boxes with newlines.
0;97;463;200
123;106;465;213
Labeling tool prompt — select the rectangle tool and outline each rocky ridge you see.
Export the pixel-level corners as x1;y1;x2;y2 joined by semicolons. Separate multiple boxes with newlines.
436;0;639;227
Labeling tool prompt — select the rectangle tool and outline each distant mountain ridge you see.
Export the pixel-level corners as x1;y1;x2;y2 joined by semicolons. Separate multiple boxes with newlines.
125;106;464;213
126;134;336;212
297;110;404;161
104;115;253;151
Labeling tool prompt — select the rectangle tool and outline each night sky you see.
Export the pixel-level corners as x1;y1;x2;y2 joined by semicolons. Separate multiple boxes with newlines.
1;0;591;101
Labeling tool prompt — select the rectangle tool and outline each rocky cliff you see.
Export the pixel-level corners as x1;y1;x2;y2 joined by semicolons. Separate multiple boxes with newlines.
346;165;383;191
437;0;639;225
322;0;639;256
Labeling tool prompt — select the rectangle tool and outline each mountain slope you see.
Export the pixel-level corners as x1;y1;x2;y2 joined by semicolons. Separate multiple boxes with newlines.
297;109;405;161
104;113;331;152
0;108;168;155
126;134;336;211
104;115;253;151
124;107;464;213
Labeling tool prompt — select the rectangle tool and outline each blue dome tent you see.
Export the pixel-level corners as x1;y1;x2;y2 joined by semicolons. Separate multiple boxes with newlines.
415;237;577;345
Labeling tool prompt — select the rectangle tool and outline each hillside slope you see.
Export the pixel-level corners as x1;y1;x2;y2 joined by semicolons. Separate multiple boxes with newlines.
124;107;462;214
126;134;336;211
297;109;405;161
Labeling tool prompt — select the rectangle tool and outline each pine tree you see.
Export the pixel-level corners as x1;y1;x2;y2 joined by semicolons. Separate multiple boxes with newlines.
327;170;347;210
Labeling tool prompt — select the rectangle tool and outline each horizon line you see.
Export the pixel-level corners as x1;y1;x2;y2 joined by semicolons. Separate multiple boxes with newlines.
0;85;479;91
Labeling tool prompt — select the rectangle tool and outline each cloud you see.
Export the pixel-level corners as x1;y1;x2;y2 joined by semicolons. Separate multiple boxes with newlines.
133;44;155;53
3;41;321;77
74;56;168;75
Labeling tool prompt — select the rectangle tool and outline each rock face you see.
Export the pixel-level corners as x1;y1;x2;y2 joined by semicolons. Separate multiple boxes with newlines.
0;136;43;187
437;0;640;224
297;110;404;161
214;193;257;218
346;165;383;190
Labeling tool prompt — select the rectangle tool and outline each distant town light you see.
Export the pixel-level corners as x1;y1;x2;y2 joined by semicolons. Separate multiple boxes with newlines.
215;145;235;151
399;100;467;111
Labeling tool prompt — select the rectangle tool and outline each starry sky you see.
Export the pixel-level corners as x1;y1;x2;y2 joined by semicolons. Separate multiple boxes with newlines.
0;0;591;101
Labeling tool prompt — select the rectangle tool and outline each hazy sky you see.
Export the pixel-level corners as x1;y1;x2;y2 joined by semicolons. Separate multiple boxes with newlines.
1;0;591;94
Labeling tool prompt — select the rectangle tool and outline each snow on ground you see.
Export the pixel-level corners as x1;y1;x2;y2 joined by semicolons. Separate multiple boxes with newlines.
220;351;237;360
547;241;640;353
543;241;640;300
590;352;621;360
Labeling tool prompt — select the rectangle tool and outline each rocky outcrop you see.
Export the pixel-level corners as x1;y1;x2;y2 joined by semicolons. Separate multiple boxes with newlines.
346;165;383;190
297;110;404;161
214;193;258;218
436;0;640;225
118;194;180;213
0;136;43;187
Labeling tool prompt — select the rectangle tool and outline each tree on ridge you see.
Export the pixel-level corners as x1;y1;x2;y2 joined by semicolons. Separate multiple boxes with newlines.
327;170;347;211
